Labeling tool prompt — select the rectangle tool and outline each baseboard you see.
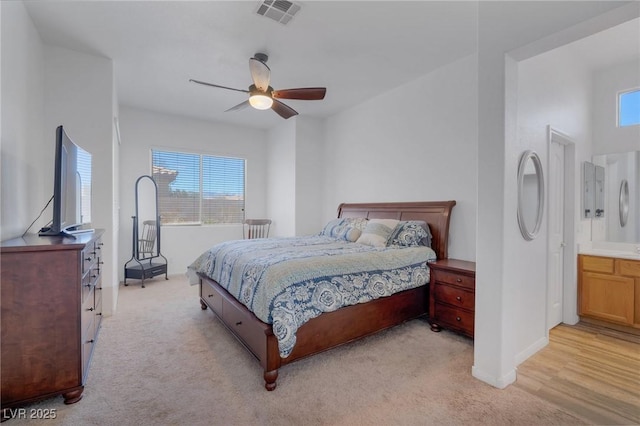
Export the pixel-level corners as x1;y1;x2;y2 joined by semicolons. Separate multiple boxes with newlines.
514;335;549;365
471;365;517;389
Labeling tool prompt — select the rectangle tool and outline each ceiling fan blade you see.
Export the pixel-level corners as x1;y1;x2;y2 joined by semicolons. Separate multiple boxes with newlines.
249;58;271;92
272;87;326;100
271;99;298;119
189;79;249;94
225;100;250;112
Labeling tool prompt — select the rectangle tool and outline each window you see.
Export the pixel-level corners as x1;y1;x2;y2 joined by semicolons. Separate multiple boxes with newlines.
151;150;245;225
618;89;640;127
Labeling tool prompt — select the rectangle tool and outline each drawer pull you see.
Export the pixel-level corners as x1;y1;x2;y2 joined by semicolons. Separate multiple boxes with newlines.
208;294;214;298
235;321;242;326
85;257;93;262
456;317;461;322
86;339;94;344
456;296;462;301
87;307;94;312
456;278;462;283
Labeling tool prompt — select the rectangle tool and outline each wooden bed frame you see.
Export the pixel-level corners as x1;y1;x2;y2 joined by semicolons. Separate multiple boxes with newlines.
198;200;456;390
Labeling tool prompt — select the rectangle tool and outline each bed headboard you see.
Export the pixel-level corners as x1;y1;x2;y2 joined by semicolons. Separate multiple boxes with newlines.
337;201;456;260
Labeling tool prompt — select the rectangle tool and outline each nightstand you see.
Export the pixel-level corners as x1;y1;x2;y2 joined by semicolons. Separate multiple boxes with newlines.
428;259;476;338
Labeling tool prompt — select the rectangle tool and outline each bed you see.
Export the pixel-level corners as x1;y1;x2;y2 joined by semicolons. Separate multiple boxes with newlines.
190;201;456;390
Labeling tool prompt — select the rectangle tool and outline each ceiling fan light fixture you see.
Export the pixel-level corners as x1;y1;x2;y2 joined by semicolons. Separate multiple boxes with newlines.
249;94;273;110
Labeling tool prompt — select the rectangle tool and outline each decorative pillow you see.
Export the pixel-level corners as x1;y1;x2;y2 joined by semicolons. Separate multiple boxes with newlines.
386;220;432;248
318;218;365;242
356;219;400;248
342;217;369;232
319;218;345;237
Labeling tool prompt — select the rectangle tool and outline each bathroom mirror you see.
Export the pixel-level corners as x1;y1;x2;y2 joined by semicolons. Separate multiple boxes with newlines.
592;151;639;243
517;150;544;241
620;179;629;227
583;161;595;218
594;165;605;218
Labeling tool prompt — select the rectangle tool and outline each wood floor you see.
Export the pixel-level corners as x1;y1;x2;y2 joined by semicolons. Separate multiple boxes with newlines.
514;322;640;425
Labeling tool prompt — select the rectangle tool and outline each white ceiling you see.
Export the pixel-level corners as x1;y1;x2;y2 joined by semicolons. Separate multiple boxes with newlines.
23;1;639;130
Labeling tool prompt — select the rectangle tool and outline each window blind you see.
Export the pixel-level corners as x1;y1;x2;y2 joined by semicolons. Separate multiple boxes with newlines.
151;150;245;225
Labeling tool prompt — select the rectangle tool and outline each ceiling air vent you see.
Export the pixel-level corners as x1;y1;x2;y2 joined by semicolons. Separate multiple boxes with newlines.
256;0;301;25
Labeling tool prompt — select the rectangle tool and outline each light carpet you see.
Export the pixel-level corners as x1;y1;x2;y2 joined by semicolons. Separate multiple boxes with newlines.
7;275;591;425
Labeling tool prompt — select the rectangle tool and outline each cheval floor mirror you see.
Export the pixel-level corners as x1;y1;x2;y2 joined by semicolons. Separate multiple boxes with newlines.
124;175;168;288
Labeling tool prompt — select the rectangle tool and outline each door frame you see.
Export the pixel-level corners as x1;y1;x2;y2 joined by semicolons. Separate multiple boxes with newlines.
547;126;579;329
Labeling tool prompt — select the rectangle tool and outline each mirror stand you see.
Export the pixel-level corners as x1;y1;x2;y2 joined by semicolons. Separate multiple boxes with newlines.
124;175;168;288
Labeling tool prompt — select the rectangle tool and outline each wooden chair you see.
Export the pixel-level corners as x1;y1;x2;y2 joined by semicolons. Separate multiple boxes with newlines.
138;220;157;258
243;219;271;239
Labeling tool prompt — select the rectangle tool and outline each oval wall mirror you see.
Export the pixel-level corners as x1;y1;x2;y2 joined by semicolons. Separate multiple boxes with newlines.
619;179;629;228
517;150;545;241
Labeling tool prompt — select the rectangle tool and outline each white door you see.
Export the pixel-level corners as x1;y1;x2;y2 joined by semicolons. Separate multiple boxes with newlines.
547;140;565;328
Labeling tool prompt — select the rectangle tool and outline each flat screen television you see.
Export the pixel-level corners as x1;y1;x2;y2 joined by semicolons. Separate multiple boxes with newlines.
39;125;93;236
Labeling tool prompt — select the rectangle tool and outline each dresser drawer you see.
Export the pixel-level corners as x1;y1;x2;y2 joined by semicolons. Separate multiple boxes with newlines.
81;331;96;379
432;270;474;290
94;284;103;334
81;266;100;304
433;303;474;336
81;287;96;336
82;245;98;275
433;283;475;310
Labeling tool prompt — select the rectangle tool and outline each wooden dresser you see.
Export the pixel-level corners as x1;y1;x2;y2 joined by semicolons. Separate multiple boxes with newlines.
428;259;476;338
578;254;640;331
1;230;104;413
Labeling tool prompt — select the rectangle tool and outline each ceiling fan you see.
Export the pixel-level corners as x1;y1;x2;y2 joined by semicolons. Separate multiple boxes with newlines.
190;53;326;119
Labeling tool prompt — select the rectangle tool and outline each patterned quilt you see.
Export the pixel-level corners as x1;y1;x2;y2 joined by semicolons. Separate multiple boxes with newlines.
188;236;437;358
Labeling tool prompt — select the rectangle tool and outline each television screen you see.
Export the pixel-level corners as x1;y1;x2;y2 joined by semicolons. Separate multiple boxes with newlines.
39;126;92;236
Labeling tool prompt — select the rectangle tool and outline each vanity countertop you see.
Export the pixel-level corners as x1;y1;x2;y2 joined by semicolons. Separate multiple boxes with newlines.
579;242;640;260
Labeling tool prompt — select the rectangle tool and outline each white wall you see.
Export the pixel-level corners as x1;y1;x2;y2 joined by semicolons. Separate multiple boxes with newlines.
295;117;325;236
266;120;296;237
322;54;478;262
117;106;268;279
1;1;46;240
512;45;593;363
593;59;640;155
265;117;325;238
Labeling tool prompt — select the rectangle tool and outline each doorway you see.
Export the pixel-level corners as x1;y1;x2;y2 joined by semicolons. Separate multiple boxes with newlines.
547;126;578;331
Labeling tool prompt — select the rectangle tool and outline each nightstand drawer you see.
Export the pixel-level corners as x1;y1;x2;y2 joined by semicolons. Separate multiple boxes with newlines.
433;303;474;336
433;283;474;310
433;270;474;290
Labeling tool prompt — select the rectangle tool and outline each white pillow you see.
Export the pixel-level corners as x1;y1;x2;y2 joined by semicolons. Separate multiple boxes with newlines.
356;219;400;248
